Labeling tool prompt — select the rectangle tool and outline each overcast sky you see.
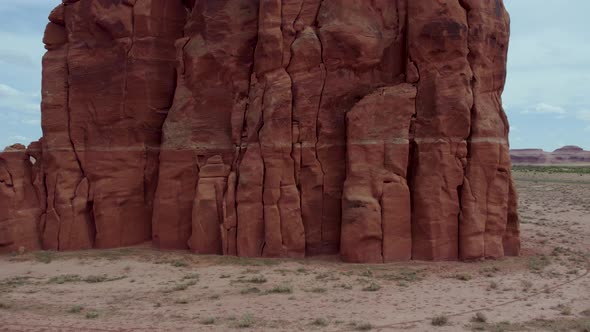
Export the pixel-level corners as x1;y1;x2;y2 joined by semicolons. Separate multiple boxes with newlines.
0;0;588;151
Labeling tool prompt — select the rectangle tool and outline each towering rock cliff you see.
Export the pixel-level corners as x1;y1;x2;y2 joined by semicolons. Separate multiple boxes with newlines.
0;0;520;262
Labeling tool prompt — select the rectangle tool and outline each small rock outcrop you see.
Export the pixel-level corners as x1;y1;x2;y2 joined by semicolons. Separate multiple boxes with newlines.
1;0;520;262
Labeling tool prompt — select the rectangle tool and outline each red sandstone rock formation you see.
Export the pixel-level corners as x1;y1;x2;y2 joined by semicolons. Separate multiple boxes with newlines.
511;146;590;165
342;85;416;263
41;0;186;250
0;144;43;254
1;0;520;262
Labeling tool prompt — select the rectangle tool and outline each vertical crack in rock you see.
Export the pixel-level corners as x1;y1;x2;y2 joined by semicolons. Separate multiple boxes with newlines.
167;0;260;256
151;35;192;250
457;0;475;260
236;76;265;257
379;184;385;263
252;0;305;258
281;0;304;69
42;2;91;251
407;0;480;261
40;174;50;240
122;0;135;134
224;0;265;256
66;51;85;180
64;24;91;250
405;0;419;261
138;0;198;250
284;0;305;202
285;0;326;255
232;31;260;255
233;1;265;257
315;38;328;253
116;0;135;249
257;80;268;257
52;174;62;250
314;0;329;254
456;0;516;260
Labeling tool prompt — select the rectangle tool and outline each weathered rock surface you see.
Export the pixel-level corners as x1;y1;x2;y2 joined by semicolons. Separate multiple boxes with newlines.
342;85;416;263
511;146;590;165
0;144;43;254
41;0;186;250
1;0;520;262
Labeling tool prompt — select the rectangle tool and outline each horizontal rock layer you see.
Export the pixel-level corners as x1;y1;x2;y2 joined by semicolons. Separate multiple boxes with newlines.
1;0;520;262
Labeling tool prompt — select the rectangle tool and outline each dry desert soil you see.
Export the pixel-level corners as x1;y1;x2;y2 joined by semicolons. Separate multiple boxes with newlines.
1;167;589;331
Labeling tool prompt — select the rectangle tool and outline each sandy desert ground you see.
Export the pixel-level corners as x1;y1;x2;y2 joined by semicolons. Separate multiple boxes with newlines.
1;168;589;332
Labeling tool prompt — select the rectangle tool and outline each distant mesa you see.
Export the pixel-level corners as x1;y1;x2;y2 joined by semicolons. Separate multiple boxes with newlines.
511;145;590;165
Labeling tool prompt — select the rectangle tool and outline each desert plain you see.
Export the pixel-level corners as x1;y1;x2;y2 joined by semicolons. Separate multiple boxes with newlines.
0;167;588;332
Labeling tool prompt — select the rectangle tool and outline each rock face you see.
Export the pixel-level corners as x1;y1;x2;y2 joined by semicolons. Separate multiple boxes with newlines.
0;144;43;254
1;0;519;262
511;146;590;165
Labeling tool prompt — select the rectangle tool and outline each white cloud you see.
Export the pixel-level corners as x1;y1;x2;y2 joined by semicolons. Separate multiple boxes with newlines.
22;103;40;114
585;126;590;132
524;103;567;114
0;83;22;97
0;31;44;70
576;110;590;122
0;50;35;67
0;83;40;115
21;119;40;125
8;135;29;142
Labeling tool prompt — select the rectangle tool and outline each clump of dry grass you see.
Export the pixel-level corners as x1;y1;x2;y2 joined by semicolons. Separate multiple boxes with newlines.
471;312;487;323
352;322;373;331
266;283;293;294
311;318;329;327
199;317;216;325
431;315;449;326
362;282;381;292
85;311;99;319
528;255;551;272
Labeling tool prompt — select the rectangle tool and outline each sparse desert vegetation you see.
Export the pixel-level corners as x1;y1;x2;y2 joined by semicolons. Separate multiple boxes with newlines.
0;170;588;331
512;165;590;175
